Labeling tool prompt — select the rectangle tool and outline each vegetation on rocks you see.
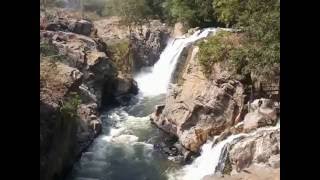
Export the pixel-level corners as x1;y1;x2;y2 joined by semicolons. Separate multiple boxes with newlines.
60;92;82;121
198;31;244;76
107;40;133;74
198;0;279;80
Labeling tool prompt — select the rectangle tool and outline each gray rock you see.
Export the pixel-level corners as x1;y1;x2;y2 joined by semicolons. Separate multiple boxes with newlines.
68;20;93;36
243;98;278;132
151;47;245;152
229;128;280;172
268;154;280;168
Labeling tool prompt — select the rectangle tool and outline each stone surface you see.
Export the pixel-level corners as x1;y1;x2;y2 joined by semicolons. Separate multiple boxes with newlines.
172;22;187;38
40;16;137;180
243;98;278;132
151;46;245;152
94;17;171;71
203;164;280;180
228;128;280;172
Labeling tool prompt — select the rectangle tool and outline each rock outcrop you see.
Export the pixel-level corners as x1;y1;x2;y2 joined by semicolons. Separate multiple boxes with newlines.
40;17;138;180
151;46;245;152
43;17;95;37
203;164;280;180
226;127;280;173
243;98;278;132
94;17;171;72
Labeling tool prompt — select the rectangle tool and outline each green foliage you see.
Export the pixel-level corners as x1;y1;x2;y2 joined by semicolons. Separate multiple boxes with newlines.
107;40;133;74
83;0;106;16
40;41;68;62
105;0;152;26
212;0;242;27
210;0;279;79
163;0;219;27
198;31;239;76
145;0;166;20
60;92;81;120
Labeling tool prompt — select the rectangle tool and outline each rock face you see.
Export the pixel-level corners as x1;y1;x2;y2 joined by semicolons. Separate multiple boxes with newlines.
203;164;279;180
94;17;171;71
243;98;278;132
151;46;245;152
44;17;95;36
172;22;187;38
228;127;280;173
40;17;138;180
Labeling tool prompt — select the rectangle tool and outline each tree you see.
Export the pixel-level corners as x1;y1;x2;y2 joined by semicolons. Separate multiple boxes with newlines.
163;0;219;28
212;0;280;77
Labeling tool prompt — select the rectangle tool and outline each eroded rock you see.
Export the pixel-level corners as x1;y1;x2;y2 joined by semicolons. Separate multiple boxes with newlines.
151;46;245;152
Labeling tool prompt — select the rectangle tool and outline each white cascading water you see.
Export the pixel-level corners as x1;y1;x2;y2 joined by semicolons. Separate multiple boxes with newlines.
168;122;280;180
167;134;245;180
135;28;226;96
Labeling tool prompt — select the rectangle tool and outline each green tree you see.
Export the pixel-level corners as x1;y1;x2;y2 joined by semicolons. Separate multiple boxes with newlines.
163;0;219;28
212;0;280;78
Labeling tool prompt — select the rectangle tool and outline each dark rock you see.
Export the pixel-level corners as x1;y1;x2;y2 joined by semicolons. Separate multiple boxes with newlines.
68;20;93;36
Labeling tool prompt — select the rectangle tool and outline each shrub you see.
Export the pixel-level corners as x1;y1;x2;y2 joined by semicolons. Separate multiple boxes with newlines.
107;40;132;74
198;31;242;76
83;0;106;16
40;41;68;62
60;92;81;120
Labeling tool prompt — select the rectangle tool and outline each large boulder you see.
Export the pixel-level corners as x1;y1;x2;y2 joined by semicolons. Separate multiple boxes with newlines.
112;76;139;105
151;46;245;152
243;98;278;132
68;19;93;36
228;128;280;172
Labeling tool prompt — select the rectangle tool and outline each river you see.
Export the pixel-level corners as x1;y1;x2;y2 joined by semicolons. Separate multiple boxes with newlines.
66;28;223;180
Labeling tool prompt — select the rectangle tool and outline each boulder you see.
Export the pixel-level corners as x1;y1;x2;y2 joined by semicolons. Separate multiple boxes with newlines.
172;22;187;38
243;98;278;132
229;128;280;172
68;20;93;36
268;154;280;168
113;76;138;96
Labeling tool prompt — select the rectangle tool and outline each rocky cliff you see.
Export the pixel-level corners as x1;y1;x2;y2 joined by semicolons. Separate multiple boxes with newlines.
150;30;280;177
151;45;245;153
94;17;171;73
40;17;138;180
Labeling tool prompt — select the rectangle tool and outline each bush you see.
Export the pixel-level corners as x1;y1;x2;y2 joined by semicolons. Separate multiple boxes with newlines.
60;92;81;120
211;0;279;79
40;41;68;62
83;0;106;16
163;0;220;28
198;31;242;76
107;40;132;74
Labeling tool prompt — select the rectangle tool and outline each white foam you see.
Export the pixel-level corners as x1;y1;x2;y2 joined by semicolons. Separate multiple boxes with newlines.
134;28;228;97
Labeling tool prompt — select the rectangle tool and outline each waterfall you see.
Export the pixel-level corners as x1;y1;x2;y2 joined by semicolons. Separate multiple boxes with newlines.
167;134;245;180
168;123;280;180
67;27;233;180
134;28;226;96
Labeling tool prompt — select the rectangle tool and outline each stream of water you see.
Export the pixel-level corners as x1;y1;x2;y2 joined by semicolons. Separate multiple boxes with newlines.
66;28;233;180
